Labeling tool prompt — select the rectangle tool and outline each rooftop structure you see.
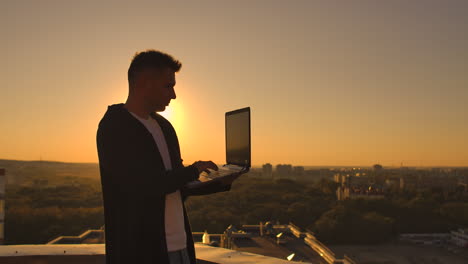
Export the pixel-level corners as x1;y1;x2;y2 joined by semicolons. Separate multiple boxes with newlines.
219;222;356;263
42;222;358;263
451;229;468;248
48;228;105;244
39;225;314;263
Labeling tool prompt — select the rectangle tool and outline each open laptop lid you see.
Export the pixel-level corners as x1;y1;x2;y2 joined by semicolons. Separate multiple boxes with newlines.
225;107;251;168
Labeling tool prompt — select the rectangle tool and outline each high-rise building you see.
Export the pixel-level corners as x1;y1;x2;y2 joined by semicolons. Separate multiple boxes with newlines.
0;168;5;245
262;163;273;178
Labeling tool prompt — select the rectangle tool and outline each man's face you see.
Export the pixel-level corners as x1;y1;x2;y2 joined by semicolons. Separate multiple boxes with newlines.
141;68;177;112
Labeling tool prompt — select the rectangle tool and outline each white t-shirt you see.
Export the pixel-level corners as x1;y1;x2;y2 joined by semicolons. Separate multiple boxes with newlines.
129;111;187;252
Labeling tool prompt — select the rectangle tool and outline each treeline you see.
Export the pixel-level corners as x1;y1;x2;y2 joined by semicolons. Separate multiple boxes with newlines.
186;178;337;232
186;177;468;244
0;159;100;181
313;197;468;244
4;180;104;244
4;175;468;245
6;206;103;244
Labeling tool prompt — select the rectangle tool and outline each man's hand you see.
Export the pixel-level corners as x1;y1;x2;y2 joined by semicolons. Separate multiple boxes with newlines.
192;160;218;174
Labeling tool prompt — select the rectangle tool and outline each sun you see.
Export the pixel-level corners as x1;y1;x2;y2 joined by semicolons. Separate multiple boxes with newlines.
160;106;174;120
160;100;184;129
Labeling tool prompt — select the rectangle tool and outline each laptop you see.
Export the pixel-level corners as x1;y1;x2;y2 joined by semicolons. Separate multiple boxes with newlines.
197;107;251;182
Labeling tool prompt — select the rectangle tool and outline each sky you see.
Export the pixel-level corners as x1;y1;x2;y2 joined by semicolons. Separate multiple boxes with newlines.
1;0;467;167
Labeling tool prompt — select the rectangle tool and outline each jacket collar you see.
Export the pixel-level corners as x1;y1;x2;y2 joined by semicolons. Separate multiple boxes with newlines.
107;103;180;169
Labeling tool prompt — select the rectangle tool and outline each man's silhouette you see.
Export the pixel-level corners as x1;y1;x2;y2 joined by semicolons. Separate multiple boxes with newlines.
97;50;240;264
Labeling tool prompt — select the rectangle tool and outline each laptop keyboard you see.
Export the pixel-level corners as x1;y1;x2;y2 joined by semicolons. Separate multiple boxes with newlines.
200;166;242;181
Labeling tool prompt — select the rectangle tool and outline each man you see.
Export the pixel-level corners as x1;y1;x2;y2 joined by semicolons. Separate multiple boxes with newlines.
97;50;241;264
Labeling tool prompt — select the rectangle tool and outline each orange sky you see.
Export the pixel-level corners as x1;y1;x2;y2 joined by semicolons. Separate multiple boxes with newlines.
1;1;468;167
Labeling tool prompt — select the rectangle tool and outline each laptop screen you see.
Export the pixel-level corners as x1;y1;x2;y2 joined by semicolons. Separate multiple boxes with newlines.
225;107;251;168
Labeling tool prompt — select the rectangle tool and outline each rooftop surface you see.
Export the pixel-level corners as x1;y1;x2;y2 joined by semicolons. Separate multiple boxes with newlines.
0;244;309;264
232;234;326;263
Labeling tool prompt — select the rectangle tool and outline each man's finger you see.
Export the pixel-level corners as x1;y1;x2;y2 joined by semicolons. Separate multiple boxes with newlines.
207;161;218;170
202;161;218;171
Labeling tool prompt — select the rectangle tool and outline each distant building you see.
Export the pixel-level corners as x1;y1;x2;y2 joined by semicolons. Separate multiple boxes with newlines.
420;175;458;192
335;173;385;200
0;168;5;244
400;174;418;190
262;163;273;178
385;177;400;189
276;164;292;179
334;173;345;185
459;175;468;193
293;166;304;177
399;173;459;192
373;164;383;171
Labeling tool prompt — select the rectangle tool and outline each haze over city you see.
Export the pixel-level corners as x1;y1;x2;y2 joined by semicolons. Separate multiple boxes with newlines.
2;0;468;167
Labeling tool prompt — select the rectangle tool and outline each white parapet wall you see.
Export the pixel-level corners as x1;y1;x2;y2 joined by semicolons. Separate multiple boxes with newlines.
304;235;337;264
288;222;304;238
0;244;310;264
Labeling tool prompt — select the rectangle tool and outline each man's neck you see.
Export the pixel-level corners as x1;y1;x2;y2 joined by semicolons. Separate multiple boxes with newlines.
124;99;151;120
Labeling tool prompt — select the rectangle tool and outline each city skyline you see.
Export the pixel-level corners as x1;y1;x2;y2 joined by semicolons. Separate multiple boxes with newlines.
2;1;468;167
2;158;467;170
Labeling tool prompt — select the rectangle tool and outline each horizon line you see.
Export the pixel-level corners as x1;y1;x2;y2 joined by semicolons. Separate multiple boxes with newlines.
1;158;467;169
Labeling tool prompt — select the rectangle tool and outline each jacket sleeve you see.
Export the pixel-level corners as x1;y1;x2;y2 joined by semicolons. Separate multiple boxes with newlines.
97;120;199;197
154;115;232;199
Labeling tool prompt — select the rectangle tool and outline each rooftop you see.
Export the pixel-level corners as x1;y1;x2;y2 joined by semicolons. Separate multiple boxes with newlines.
0;244;308;264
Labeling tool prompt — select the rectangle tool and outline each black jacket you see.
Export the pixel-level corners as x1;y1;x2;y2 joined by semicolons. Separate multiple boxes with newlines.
96;104;229;264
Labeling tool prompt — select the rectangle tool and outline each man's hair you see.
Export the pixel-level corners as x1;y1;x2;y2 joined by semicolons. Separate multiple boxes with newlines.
127;50;182;85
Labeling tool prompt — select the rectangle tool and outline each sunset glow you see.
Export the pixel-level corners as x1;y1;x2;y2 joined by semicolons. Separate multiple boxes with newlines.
1;1;468;167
